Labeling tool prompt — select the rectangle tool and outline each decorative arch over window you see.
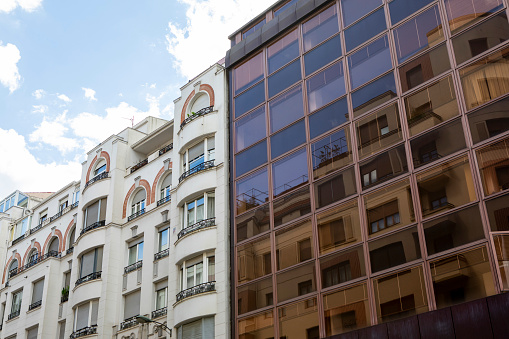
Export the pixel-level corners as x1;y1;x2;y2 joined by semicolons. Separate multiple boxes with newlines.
180;83;216;124
63;219;76;250
123;179;152;218
151;162;173;204
85;151;111;182
43;229;63;255
3;252;22;283
22;242;41;267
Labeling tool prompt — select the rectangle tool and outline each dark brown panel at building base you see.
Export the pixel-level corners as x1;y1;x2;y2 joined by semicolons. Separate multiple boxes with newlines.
418;307;454;339
387;316;419;339
486;292;509;339
451;298;493;339
358;323;388;339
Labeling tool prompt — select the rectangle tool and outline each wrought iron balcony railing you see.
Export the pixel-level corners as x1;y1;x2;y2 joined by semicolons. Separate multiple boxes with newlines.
180;106;214;129
28;300;42;311
179;160;215;183
30;223;43;235
120;316;139;330
128;209;145;221
151;306;167;319
154;248;169;261
80;220;106;235
75;271;102;287
176;281;215;302
157;195;171;206
7;310;20;320
177;217;216;240
12;234;25;246
159;143;173;156
50;210;63;222
66;247;74;255
85;171;109;188
130;159;148;173
124;260;142;274
18;250;59;274
8;268;18;279
70;325;97;339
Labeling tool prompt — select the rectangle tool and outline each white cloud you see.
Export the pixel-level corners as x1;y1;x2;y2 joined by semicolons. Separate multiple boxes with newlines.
0;42;21;93
29;112;80;154
166;0;275;79
32;104;48;114
57;94;71;102
0;128;81;199
0;0;42;13
32;89;45;99
82;87;97;101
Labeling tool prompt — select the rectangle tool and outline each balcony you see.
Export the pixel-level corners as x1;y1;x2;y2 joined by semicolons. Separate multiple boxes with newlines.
28;300;42;311
30;223;43;235
75;271;102;287
85;171;109;188
120;316;139;330
50;210;63;222
159;143;173;156
124;260;142;274
8;268;18;279
66;247;74;255
70;325;97;339
157;195;171;207
80;220;106;236
178;160;215;183
154;248;169;261
7;310;20;320
12;234;25;246
176;281;215;303
61;292;69;303
130;159;148;174
180;106;214;129
177;217;216;240
151;306;167;319
128;209;145;222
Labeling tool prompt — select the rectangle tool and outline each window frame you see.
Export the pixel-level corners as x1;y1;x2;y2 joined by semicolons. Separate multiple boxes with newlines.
181;136;215;174
182;191;215;229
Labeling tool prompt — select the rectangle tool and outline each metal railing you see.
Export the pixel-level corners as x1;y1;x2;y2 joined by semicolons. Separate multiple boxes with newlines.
30;223;43;234
151;306;167;319
8;268;18;279
180;106;214;129
176;281;215;302
159;143;173;156
18;250;59;274
50;210;63;222
12;234;25;246
120;316;139;330
124;260;142;274
7;310;20;320
128;209;145;221
154;248;169;261
66;247;74;255
75;271;102;287
85;171;109;188
177;217;216;240
70;201;79;209
70;325;97;339
28;300;42;311
80;220;106;235
130;159;148;173
157;195;171;206
178;160;215;183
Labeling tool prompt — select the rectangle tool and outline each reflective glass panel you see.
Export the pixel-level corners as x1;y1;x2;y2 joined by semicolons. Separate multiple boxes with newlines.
303;5;339;52
238;311;274;339
236;204;270;242
304;35;342;76
276;262;316;302
476;136;509;196
344;8;387;52
235;81;265;119
278;298;319;338
237;235;272;284
270;119;306;159
349;35;392;89
276;220;314;270
308;97;348;140
359;145;408;190
307;61;345;113
315;167;357;209
268;30;299;74
235;140;267;178
268;59;302;98
234;52;264;94
389;0;435;25
269;85;304;133
485;193;509;231
311;127;352;179
341;0;382;27
235;105;266;153
273;186;311;227
320;246;366;288
352;72;397;118
236;167;269;215
468;95;509;144
237;277;273;314
493;234;509;289
273;148;309;198
444;0;503;34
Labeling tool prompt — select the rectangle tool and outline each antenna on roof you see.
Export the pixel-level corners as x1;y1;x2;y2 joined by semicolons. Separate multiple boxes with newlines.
122;116;135;127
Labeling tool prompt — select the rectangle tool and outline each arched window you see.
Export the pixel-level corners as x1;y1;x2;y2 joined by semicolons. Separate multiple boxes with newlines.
48;237;59;255
8;259;18;278
28;249;38;266
160;173;172;201
94;159;106;176
190;93;209;113
69;227;76;248
131;190;146;216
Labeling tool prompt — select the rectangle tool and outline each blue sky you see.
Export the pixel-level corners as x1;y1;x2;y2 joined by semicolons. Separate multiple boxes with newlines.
0;0;275;198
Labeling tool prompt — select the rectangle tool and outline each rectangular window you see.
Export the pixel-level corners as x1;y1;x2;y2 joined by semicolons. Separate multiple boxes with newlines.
155;286;167;310
84;198;106;228
315;167;357;208
124;290;141;320
80;248;103;278
317;200;361;254
237;236;271;284
158;228;169;252
277;262;316;302
307;61;345;113
59;198;68;212
58;321;66;339
444;0;503;34
279;298;318;338
31;279;44;304
320;246;365;288
311;128;352;179
476;136;509;196
238;277;273;314
348;35;392;89
11;290;22;316
128;241;143;265
303;5;339;52
275;220;313;271
359;145;408;189
74;300;98;331
27;326;38;339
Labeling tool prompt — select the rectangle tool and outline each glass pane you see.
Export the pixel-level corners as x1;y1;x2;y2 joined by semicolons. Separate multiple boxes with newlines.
444;0;503;34
303;5;339;52
268;30;299;74
341;0;382;27
272;148;309;198
270;119;306;159
196;197;204;222
423;205;485;255
234;52;264;94
315;166;357;209
493;234;509;289
196;262;203;285
269;85;304;133
187;201;195;227
304;34;342;76
323;283;371;336
320;246;366;288
187;266;194;287
356;103;402;159
207;193;215;219
137;242;143;261
468;95;509;144
404;75;459;136
365;179;415;238
410;118;466;168
237;235;272;284
156;289;166;309
399;43;451;92
369;226;421;273
238;311;274;339
393;5;444;63
274;0;298;17
430;246;495;308
476;136;509;196
235;106;266;153
268;59;302;98
238;277;273;314
311;128;352;179
485;193;509;231
359;144;408;190
308;97;349;140
236;167;269;215
235;81;265;119
349;35;392;89
236;204;270;242
352;72;397;118
276;262;316;302
344;8;387;52
317;199;362;255
373;266;429;323
453;13;509;65
276;220;314;270
273;186;311;227
235;140;267;178
159;229;169;251
307;61;345;113
278;298;319;338
460;46;509;110
389;0;435;25
417;156;477;218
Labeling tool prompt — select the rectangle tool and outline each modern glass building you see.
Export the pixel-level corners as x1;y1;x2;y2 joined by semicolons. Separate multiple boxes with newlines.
226;0;509;337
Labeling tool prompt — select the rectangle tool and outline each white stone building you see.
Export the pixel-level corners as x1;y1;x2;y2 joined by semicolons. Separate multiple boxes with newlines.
0;62;229;339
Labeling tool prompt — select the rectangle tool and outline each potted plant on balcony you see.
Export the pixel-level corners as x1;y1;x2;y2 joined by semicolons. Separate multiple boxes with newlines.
61;286;69;302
